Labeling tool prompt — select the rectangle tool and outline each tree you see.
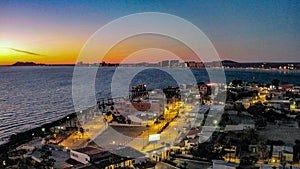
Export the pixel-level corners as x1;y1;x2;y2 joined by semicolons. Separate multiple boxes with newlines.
247;102;265;117
294;140;300;162
79;127;85;134
219;111;232;127
242;128;258;144
42;158;56;168
197;82;206;87
40;148;52;161
110;105;114;111
240;155;258;166
191;142;223;160
255;116;267;129
39;146;56;169
256;142;269;159
190;143;210;158
16;157;33;169
271;79;280;87
181;161;188;169
231;79;243;87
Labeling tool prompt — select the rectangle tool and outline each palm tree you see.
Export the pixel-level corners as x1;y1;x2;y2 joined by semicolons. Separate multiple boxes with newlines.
248;102;265;118
271;79;280;89
241;128;258;144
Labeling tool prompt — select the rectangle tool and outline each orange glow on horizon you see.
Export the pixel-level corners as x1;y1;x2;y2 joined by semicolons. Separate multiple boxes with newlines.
1;34;203;65
101;34;202;64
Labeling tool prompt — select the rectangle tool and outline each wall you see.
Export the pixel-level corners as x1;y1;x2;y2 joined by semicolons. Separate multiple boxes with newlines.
70;150;90;164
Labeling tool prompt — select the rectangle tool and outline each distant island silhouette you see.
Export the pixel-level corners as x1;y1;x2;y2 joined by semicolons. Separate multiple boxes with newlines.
10;62;74;66
11;62;46;66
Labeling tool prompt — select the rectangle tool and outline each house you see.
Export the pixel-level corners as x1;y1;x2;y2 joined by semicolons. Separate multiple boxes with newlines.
248;144;271;154
224;125;244;132
280;84;294;91
30;151;43;163
70;147;97;164
224;124;255;132
103;144;146;165
290;98;300;112
184;138;198;151
268;99;290;110
224;104;235;110
30;145;72;169
282;149;293;163
114;97;165;118
186;128;202;139
69;146;134;169
235;98;252;109
270;146;293;164
260;164;300;169
16;138;43;151
219;146;238;162
198;126;219;143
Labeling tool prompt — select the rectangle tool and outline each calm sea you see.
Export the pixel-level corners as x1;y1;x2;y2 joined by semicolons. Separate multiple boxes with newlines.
1;66;300;144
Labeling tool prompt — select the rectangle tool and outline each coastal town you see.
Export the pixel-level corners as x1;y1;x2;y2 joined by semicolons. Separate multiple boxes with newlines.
1;77;300;169
77;60;300;71
1;0;299;169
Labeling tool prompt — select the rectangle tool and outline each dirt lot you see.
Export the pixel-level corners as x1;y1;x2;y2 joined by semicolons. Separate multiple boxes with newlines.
258;124;300;145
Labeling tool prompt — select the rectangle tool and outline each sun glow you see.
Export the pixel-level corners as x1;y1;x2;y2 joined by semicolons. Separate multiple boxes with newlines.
0;48;12;56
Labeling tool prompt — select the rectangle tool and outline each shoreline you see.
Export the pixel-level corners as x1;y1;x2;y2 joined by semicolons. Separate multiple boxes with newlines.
0;112;78;154
223;67;300;73
1;65;300;73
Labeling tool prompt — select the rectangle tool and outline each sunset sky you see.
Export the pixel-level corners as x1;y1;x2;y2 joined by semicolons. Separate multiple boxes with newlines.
0;0;299;65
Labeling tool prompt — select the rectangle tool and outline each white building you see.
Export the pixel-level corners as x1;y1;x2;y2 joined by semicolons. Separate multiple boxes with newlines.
70;147;96;164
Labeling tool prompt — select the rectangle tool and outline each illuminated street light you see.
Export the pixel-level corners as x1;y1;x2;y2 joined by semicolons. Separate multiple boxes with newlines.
213;120;218;125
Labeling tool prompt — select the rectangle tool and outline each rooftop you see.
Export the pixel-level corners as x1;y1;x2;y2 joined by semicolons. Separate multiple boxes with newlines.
103;144;145;159
73;146;105;155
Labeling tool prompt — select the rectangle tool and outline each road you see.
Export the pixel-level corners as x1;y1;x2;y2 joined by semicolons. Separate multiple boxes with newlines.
173;158;211;169
126;104;195;153
59;116;107;149
155;162;178;169
60;102;196;154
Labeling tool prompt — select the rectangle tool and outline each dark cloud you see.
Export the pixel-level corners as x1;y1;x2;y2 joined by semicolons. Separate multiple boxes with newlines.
7;48;45;56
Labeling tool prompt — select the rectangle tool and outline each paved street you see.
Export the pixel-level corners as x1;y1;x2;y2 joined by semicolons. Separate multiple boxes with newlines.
155;162;178;169
60;102;196;155
173;158;211;169
59;116;107;149
127;104;194;153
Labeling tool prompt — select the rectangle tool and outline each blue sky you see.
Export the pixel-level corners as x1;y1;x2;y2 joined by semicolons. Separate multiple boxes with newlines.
0;0;299;64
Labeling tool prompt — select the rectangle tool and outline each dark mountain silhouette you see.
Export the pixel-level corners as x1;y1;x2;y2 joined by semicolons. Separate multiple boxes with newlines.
11;62;45;66
220;60;300;69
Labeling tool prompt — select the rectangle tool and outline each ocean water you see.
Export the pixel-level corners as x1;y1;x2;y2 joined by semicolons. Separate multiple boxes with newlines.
0;66;300;144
